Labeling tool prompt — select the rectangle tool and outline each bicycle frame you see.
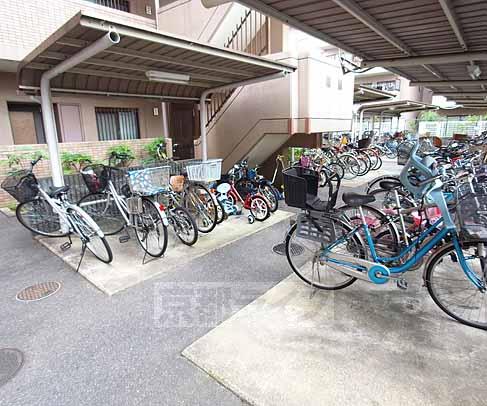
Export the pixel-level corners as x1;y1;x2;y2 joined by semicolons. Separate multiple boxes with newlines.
324;213;485;290
36;187;104;239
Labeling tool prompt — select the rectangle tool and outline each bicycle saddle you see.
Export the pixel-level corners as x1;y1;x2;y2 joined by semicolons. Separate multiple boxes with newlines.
342;192;375;207
49;185;70;197
379;179;402;190
306;195;328;212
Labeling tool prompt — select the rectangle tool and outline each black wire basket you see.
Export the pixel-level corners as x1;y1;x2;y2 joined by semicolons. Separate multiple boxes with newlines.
1;170;39;203
81;165;109;194
283;166;318;209
457;193;487;239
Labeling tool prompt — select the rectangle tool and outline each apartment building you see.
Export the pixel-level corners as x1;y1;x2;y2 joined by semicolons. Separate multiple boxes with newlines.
0;0;162;157
354;67;434;136
0;0;354;187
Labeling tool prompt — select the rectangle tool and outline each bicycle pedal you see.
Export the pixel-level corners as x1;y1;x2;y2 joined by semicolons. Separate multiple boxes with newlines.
60;242;72;252
119;235;130;243
396;279;408;290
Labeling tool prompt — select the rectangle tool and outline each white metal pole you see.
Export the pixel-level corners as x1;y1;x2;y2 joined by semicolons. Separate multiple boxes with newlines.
40;30;120;186
199;71;288;161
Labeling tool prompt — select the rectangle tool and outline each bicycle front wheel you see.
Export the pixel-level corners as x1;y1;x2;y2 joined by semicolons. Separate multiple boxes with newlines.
68;206;113;263
134;197;168;257
16;198;70;237
425;239;487;330
171;206;198;246
184;183;217;233
285;218;365;290
78;193;125;236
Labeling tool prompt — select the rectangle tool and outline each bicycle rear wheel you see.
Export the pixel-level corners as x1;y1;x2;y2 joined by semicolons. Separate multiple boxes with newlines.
184;183;217;233
78;192;125;236
16;198;70;237
68;206;112;263
134;197;168;257
425;239;487;330
285;218;365;290
249;195;270;221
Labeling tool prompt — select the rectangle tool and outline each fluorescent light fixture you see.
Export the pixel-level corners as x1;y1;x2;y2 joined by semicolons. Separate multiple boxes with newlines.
467;64;482;80
145;70;191;84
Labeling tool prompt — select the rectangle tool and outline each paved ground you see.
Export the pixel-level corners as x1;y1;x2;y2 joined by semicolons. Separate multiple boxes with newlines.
39;210;292;295
0;209;293;405
184;274;487;406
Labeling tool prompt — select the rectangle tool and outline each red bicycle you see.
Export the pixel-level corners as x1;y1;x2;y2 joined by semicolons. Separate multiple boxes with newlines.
216;167;270;223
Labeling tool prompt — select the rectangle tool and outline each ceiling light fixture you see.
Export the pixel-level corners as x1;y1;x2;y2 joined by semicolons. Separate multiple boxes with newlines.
467;64;482;80
145;70;191;85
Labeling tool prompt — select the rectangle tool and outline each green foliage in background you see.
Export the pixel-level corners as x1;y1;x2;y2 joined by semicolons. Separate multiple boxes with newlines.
418;110;441;122
143;137;166;164
0;149;47;173
107;144;135;167
61;152;93;174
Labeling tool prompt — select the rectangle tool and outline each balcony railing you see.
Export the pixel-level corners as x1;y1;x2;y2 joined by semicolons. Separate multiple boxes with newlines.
206;9;270;126
85;0;130;13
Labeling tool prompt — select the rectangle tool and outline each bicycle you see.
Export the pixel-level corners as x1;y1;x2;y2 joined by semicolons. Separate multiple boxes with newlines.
2;157;113;265
78;164;169;258
284;142;487;330
156;144;220;233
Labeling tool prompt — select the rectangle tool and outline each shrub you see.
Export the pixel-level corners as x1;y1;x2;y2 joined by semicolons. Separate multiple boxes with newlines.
107;144;135;167
61;152;93;174
144;137;166;162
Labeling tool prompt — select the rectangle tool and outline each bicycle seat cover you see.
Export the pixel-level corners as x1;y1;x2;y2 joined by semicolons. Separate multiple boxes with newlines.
342;192;375;207
49;185;70;197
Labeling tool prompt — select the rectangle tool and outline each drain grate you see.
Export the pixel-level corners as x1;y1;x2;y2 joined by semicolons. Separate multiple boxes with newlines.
272;242;304;256
0;349;23;387
16;281;61;302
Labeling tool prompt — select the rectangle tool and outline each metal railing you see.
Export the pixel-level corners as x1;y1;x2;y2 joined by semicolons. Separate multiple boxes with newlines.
206;9;270;126
84;0;130;13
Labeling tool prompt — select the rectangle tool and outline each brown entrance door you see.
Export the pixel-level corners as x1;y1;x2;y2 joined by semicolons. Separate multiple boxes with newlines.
170;103;195;160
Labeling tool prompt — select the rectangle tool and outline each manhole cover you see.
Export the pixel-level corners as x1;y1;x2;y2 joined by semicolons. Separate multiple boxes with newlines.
272;242;304;256
16;281;61;302
0;349;23;387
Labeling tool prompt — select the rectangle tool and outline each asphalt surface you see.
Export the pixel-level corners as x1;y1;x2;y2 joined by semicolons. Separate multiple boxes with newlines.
0;162;398;405
0;209;292;406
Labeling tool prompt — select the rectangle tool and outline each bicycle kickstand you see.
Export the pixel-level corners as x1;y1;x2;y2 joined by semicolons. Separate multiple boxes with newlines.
76;242;88;273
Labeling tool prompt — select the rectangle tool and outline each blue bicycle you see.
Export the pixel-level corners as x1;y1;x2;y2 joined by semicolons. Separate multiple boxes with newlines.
284;143;487;330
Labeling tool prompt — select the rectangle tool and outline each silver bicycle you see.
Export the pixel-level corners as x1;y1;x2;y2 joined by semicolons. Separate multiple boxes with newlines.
2;157;112;264
78;164;169;258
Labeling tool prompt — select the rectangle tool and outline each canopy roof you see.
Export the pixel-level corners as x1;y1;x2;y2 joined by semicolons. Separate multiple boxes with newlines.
358;100;438;115
18;11;295;101
354;84;394;104
236;0;487;105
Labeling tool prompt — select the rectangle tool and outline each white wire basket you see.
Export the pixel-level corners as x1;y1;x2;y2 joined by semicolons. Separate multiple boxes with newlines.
186;159;222;182
127;166;171;196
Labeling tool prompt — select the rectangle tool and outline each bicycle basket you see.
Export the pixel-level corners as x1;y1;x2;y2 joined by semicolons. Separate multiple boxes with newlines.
283;167;318;209
81;165;109;194
128;166;170;196
457;193;487;239
1;170;38;203
186;159;222;182
296;213;336;243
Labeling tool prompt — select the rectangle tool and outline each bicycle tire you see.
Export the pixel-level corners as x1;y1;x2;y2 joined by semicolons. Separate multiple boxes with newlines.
285;218;365;290
249;195;270;221
16;198;70;238
171;205;198;246
259;184;278;213
184;183;218;233
78;192;125;236
338;154;359;180
134;197;168;257
425;239;487;330
67;205;113;264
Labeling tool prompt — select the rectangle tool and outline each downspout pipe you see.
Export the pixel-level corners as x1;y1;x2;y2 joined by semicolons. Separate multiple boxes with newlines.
199;71;289;161
40;30;120;186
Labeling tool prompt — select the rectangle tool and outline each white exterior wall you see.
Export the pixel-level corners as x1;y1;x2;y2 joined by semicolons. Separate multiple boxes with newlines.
0;0;155;67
